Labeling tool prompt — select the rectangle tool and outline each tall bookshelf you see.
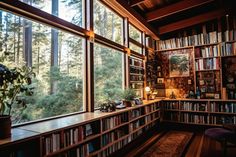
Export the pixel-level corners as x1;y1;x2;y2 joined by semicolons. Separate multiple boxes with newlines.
0;100;161;157
129;56;145;98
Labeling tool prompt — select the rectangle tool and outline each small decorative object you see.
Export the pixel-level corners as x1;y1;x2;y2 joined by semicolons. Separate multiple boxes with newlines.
157;78;164;84
145;86;151;100
99;101;116;112
134;98;143;105
196;87;201;99
214;94;220;99
121;88;137;107
169;91;176;99
188;90;195;98
0;64;35;139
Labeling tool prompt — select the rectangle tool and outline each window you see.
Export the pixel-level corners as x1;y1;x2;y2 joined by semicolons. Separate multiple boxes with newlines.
94;0;123;45
129;24;142;54
0;10;84;124
129;42;142;54
21;0;84;27
94;43;124;109
129;24;142;43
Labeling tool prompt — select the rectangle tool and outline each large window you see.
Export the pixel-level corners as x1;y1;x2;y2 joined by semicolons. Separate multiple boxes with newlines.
0;10;84;124
94;0;123;45
21;0;84;27
94;44;124;108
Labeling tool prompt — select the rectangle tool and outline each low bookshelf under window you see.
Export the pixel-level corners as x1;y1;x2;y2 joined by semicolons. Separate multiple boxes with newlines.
0;100;161;157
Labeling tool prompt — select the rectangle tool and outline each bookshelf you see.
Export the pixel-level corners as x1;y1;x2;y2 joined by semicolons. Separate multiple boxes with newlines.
0;100;161;157
162;99;236;126
129;56;145;97
156;16;236;99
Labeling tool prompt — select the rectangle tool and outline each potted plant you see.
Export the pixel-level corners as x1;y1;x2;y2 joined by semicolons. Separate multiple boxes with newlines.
121;88;137;107
0;64;35;139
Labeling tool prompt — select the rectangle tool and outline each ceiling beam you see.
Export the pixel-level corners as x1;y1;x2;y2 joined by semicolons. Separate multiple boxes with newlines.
146;0;214;22
158;9;227;35
130;0;145;7
116;0;159;38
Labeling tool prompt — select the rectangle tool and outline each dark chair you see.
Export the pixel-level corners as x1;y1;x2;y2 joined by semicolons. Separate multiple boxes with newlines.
204;124;236;157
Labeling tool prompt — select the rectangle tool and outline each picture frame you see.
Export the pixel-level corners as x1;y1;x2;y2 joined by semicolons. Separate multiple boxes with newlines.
169;54;189;77
157;78;164;84
214;94;220;99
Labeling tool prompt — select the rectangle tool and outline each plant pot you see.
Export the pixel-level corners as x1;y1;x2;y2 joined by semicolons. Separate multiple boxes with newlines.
0;115;11;139
122;100;132;107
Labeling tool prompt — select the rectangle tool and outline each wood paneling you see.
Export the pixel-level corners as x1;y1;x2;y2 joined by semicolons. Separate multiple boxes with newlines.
158;9;227;35
146;0;214;22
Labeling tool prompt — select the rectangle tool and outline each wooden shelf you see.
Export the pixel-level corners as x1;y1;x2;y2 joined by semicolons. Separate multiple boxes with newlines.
195;69;220;72
157;46;193;52
195;56;220;59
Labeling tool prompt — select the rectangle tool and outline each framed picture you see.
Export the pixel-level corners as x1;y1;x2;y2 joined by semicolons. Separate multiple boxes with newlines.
169;54;189;77
199;80;205;86
214;94;220;99
157;78;164;84
157;66;161;71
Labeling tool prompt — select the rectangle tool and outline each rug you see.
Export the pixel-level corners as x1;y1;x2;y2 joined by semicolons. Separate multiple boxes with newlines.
142;131;193;157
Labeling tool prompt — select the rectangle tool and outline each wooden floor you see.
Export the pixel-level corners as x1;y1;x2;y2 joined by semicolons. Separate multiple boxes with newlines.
125;127;236;157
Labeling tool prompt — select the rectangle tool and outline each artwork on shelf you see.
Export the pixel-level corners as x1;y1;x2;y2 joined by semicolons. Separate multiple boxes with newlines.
157;78;164;84
169;54;189;77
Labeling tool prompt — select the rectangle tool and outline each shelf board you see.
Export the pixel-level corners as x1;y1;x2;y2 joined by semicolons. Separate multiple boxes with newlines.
221;55;236;58
209;112;236;115
195;69;220;72
130;81;144;83
179;110;208;113
163;109;179;112
130;73;143;76
157;46;193;52
195;56;220;59
130;65;144;69
102;122;129;134
194;42;219;47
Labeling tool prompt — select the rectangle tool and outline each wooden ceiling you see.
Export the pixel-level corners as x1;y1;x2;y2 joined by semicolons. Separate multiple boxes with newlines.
116;0;235;38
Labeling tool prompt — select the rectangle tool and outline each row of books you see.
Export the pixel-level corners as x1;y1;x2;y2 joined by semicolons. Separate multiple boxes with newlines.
180;113;208;124
195;45;220;58
221;42;236;56
102;129;127;146
102;114;128;131
130;57;143;67
130;119;144;131
163;112;179;121
62;142;95;157
130;109;142;119
64;126;84;147
130;75;144;81
210;102;236;113
43;123;98;155
163;102;179;110
144;104;158;113
180;102;208;112
210;116;236;125
44;133;61;155
130;82;143;89
144;113;159;124
98;130;143;157
130;67;144;75
157;30;236;50
195;58;220;70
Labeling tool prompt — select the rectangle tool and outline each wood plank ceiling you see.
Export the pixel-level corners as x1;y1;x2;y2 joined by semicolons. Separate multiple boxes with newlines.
116;0;235;38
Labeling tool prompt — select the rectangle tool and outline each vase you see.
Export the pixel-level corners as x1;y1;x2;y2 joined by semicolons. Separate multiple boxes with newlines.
122;100;132;107
0;115;11;139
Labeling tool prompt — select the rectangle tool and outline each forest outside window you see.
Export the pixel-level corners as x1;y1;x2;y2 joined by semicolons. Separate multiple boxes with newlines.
129;24;143;54
0;10;85;124
20;0;84;28
94;0;123;45
94;43;124;109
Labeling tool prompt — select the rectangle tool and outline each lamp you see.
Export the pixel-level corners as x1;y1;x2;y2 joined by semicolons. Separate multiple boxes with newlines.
145;86;151;100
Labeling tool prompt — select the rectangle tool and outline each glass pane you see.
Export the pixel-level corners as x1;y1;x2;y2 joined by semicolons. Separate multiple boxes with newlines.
0;10;84;124
20;0;84;27
94;43;124;108
129;24;141;43
129;42;142;54
94;0;123;45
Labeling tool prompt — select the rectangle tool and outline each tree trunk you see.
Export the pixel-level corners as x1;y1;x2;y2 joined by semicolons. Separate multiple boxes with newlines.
50;0;59;94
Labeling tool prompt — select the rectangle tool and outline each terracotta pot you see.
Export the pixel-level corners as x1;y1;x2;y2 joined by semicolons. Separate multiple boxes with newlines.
0;115;11;139
122;100;132;107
